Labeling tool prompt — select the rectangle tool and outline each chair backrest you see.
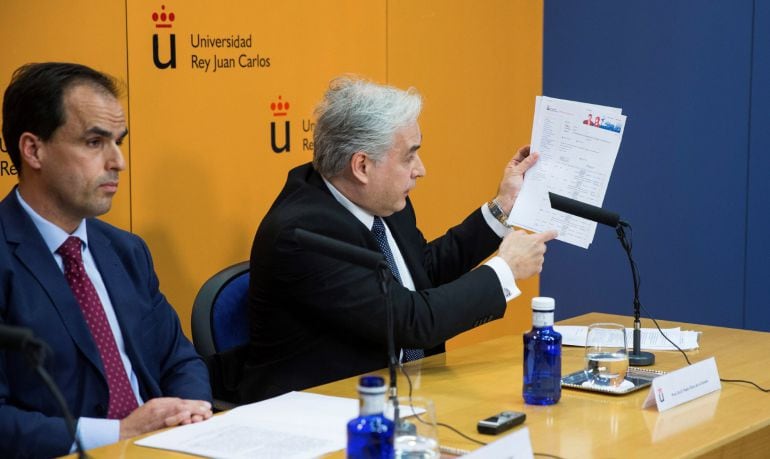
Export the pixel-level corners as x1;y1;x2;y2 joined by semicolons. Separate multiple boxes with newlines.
191;261;250;358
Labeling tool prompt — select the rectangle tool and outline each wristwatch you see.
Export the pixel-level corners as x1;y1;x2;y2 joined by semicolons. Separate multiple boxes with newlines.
487;199;513;227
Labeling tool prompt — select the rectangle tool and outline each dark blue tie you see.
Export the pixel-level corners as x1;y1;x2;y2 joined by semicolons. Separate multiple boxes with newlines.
371;217;424;362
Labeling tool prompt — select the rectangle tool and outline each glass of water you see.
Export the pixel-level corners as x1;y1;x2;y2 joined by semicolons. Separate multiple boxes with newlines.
389;396;439;459
584;322;629;387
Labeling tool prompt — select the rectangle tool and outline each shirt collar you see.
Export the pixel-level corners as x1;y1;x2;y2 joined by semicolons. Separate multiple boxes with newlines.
322;177;376;230
15;188;89;254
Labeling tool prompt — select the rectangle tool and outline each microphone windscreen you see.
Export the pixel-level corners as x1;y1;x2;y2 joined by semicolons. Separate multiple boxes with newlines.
549;192;620;228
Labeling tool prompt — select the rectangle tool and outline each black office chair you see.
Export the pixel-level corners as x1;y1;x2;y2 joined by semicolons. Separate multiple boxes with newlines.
191;261;250;409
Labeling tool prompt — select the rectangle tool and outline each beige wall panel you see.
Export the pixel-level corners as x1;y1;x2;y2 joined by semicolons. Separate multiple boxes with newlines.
387;0;544;349
126;0;386;336
0;0;131;230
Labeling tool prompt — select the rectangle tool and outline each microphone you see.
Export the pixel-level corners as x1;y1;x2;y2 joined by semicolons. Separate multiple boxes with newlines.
294;228;386;270
548;193;655;366
0;324;88;457
0;323;41;352
293;228;402;427
548;192;620;228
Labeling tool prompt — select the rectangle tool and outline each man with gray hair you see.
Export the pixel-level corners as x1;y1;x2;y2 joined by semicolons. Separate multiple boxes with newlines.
241;76;557;402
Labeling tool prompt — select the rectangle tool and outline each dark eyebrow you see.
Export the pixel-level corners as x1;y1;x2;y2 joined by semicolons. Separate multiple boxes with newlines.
86;127;129;141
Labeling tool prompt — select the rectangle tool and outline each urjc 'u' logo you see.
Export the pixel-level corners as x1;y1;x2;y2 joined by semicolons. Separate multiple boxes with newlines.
270;96;291;153
152;5;176;69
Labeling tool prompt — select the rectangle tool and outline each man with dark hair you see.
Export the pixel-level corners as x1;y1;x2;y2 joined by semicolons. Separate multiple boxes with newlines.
241;76;557;402
0;62;212;458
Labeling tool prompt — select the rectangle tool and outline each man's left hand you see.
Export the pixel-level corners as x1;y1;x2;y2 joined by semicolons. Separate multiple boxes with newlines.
494;145;539;214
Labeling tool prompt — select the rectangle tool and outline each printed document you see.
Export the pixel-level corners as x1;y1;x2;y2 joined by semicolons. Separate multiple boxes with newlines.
135;391;358;458
555;325;701;351
509;96;627;248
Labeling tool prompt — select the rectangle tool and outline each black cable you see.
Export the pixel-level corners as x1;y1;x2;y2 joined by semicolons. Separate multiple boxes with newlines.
718;378;770;392
638;303;692;365
398;362;487;446
398;363;567;458
23;340;89;459
640;303;770;392
641;303;770;392
35;365;89;459
621;223;769;393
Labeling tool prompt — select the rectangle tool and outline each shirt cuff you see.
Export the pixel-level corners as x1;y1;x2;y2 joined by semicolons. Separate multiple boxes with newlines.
71;417;120;453
484;256;521;302
480;203;513;238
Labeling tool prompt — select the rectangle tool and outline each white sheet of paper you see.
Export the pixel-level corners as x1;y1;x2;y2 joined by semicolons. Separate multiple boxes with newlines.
509;96;627;248
135;391;358;459
463;427;533;458
554;325;700;351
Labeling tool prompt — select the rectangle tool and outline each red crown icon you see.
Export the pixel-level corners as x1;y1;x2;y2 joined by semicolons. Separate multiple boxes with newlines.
270;96;290;117
152;5;175;28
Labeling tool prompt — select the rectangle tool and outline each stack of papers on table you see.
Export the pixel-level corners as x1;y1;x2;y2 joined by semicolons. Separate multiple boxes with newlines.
555;325;701;351
135;391;358;459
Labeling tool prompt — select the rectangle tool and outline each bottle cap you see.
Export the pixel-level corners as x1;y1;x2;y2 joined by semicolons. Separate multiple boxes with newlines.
358;375;387;395
531;297;555;312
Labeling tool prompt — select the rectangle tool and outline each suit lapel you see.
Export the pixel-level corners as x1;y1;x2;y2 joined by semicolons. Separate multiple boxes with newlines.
0;194;105;375
306;166;378;243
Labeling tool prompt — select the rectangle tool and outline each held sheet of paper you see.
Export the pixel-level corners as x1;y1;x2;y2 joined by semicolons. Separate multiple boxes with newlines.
509;96;627;248
135;391;359;459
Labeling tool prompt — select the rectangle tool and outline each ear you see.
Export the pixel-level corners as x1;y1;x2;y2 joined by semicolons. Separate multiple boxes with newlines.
349;151;371;185
18;132;43;171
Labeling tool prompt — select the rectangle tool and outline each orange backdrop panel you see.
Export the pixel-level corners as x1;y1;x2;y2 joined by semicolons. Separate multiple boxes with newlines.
0;0;131;230
125;0;387;336
387;0;544;350
1;0;543;349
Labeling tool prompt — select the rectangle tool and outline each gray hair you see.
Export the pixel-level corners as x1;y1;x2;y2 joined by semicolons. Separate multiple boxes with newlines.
312;76;422;178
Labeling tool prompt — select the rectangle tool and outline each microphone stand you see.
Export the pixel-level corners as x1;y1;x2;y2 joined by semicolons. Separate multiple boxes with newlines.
377;264;400;429
616;221;655;366
17;336;89;458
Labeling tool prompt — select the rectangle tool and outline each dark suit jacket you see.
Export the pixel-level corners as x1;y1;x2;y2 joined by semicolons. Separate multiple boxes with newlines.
240;163;507;402
0;190;211;459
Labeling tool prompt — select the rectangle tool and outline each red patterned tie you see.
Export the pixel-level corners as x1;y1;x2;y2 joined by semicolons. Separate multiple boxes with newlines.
57;236;138;419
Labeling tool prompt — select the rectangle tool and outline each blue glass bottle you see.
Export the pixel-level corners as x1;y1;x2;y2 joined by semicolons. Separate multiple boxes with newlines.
347;375;394;459
523;297;562;405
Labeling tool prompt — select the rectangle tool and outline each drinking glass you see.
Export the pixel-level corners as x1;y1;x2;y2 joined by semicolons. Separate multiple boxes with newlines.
388;396;440;459
584;322;629;387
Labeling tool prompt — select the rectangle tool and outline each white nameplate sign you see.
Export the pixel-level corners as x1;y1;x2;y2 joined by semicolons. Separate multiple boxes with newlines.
642;357;721;412
463;426;533;458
